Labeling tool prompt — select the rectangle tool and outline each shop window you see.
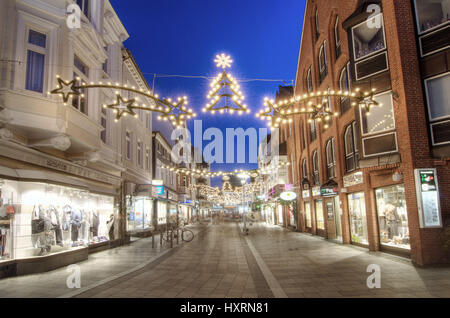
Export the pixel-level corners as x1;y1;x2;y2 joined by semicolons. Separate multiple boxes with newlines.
347;192;368;244
137;141;143;167
312;150;320;185
414;0;450;34
318;42;328;82
305;202;312;228
335;17;341;58
326;139;336;179
126;196;152;232
156;201;167;225
126;131;132;161
375;185;410;250
344;122;360;172
25;29;46;93
315;200;324;230
352;13;386;61
360;91;395;136
424;72;450;145
339;64;351;114
306;67;313;93
0;180;115;260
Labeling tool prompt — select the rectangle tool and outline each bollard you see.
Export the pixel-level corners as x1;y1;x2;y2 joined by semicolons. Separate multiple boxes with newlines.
160;231;163;246
170;230;173;248
152;232;155;249
176;229;179;245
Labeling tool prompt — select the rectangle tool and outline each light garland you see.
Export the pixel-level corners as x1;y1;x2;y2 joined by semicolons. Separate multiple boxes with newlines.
50;76;197;127
256;88;379;129
202;54;250;115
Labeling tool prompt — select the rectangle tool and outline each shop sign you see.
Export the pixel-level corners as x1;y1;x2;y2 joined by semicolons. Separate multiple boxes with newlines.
302;190;310;199
414;169;442;228
152;185;166;198
312;186;321;197
168;191;178;201
343;172;363;188
280;191;297;201
320;180;339;197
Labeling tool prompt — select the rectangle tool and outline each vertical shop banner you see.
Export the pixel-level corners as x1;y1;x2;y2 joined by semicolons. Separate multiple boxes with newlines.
414;169;442;228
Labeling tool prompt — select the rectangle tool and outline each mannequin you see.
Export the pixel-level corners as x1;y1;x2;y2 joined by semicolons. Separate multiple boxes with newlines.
80;209;90;244
70;208;82;244
106;214;115;241
48;205;63;246
90;210;99;238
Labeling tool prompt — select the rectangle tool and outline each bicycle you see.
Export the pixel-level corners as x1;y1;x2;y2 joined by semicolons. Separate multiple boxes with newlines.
162;225;194;243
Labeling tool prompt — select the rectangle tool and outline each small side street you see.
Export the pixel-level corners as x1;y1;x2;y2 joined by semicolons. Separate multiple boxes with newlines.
2;221;450;298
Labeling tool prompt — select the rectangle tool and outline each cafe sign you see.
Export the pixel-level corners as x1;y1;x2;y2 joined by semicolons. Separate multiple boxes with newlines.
343;172;363;188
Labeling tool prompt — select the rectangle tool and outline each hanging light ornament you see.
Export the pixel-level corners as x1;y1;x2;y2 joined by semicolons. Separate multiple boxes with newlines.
203;54;250;115
50;76;196;128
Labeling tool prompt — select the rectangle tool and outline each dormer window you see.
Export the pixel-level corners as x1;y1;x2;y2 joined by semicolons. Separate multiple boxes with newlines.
352;13;386;61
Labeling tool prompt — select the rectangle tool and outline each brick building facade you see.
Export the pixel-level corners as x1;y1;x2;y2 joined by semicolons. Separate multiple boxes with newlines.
284;0;450;266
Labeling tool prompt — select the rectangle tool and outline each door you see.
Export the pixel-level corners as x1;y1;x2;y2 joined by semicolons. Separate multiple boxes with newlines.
325;197;342;241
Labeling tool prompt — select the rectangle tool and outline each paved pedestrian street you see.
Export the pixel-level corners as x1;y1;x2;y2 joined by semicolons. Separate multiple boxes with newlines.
2;221;450;298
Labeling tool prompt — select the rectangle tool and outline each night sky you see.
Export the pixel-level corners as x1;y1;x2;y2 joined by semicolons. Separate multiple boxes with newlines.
110;0;305;186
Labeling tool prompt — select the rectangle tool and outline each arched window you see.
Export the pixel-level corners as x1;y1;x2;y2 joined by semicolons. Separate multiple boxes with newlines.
318;42;328;82
326;139;336;179
302;158;308;179
339;64;351;114
344;122;360;172
315;9;320;39
310;116;317;142
307;67;313;93
335;17;341;58
312;150;320;185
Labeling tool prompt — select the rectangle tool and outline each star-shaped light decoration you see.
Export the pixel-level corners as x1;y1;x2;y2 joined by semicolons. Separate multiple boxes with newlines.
157;96;196;128
214;53;233;69
353;88;379;113
50;77;80;103
256;97;290;129
104;94;137;121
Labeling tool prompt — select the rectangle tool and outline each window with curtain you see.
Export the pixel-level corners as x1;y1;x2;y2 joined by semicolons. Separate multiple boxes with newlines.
313;150;320;185
319;42;328;82
25;30;46;93
344;122;360;172
335;17;341;58
307;67;313;93
339;64;351;114
326;139;336;179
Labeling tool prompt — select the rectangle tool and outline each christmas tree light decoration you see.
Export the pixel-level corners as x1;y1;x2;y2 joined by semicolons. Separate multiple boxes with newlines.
50;76;196;126
257;88;378;129
203;54;250;115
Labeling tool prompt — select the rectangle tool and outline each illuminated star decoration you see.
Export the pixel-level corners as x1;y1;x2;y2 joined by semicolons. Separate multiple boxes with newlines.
354;88;379;113
214;53;233;69
256;97;292;129
104;94;137;121
50;77;80;103
157;96;196;128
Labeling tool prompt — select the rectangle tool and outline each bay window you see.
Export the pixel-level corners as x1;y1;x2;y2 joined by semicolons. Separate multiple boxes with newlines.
425;72;450;145
25;29;46;93
360;91;395;135
352;13;386;61
414;0;450;34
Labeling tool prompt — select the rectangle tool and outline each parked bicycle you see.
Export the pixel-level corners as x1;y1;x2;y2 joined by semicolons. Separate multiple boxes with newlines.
162;224;194;243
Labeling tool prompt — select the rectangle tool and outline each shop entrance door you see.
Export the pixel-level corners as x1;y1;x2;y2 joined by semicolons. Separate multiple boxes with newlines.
325;197;342;241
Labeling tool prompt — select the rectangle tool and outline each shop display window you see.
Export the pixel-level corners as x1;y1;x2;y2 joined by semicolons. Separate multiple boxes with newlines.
156;201;167;225
348;192;368;244
0;179;115;260
277;205;283;224
414;0;450;34
315;200;324;230
304;202;312;228
375;185;410;250
126;196;152;232
352;13;386;60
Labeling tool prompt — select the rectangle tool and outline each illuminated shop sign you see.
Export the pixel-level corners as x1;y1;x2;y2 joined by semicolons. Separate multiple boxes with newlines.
414;169;442;228
343;172;363;187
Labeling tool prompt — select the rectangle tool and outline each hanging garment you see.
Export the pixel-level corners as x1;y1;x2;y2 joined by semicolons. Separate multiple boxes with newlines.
62;205;72;231
31;205;45;234
90;210;99;237
80;210;90;242
106;215;115;241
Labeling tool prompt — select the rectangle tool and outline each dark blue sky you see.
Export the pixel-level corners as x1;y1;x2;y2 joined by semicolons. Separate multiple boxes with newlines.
110;0;305;186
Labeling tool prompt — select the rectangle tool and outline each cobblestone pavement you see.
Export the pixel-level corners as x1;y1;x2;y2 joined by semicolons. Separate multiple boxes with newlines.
1;221;450;298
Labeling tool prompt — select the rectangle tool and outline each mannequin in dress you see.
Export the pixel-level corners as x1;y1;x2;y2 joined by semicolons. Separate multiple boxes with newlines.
106;214;115;241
